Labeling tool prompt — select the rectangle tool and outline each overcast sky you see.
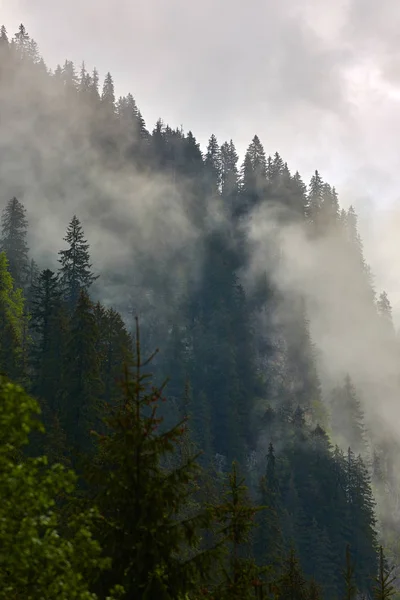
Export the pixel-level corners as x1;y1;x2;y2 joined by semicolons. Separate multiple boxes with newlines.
3;0;400;306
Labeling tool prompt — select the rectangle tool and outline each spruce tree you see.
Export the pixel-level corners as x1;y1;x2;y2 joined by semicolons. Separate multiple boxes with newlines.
241;135;267;212
30;269;66;416
276;547;309;600
0;197;29;290
255;443;284;574
212;461;265;600
343;545;357;600
86;318;219;599
373;546;396;600
220;139;240;214
93;302;134;408
101;72;115;110
63;290;102;457
58;215;98;310
0;252;25;382
330;375;368;457
306;170;324;233
204;134;222;195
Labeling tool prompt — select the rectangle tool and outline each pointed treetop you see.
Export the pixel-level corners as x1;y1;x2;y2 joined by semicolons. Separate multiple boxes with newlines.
58;215;98;309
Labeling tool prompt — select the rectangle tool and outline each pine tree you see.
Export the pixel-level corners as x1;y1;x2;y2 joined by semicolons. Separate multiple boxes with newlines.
90;67;100;101
86;318;219;599
205;134;222;195
0;252;25;381
343;545;357;600
30;269;66;416
306;170;324;233
276;547;309;600
330;375;368;457
255;443;284;574
13;23;30;59
241;135;267;212
93;303;134;408
349;453;378;591
101;72;115;111
212;461;265;600
0;197;29;290
220;140;239;201
373;546;396;600
377;291;395;336
63;290;102;457
58;215;98;310
61;60;79;97
320;183;340;231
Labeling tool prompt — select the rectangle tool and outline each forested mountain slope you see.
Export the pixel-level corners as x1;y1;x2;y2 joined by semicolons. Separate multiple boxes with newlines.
0;23;400;599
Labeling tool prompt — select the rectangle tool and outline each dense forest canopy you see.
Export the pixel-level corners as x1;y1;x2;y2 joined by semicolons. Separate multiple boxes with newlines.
1;22;400;599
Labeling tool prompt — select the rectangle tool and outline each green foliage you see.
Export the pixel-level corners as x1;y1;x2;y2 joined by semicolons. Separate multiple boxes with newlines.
58;215;98;309
0;251;26;380
63;289;102;455
0;377;109;599
211;462;266;600
86;318;219;599
276;547;309;600
0;196;29;289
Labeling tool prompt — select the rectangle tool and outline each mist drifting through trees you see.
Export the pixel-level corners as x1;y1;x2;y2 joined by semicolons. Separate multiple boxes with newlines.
1;22;400;599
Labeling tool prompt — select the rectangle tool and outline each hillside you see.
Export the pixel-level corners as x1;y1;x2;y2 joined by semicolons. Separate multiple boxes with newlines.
0;23;399;598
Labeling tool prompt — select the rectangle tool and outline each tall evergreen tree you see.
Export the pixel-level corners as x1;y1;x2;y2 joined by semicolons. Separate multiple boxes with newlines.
241;135;267;212
58;215;98;310
276;547;309;600
0;252;25;382
63;290;102;457
0;197;29;289
255;443;284;575
86;318;219;599
204;133;222;195
330;375;368;457
30;269;66;416
306;170;324;232
101;71;115;110
373;546;396;600
220;139;239;213
212;461;264;600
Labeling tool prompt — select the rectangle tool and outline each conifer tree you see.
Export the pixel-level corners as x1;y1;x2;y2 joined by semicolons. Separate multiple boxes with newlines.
377;291;395;336
13;23;30;58
320;183;340;231
101;72;115;110
86;318;219;599
93;302;134;408
58;215;98;310
241;135;267;211
330;375;368;457
88;67;100;102
306;170;324;233
255;443;284;574
0;197;29;289
373;546;396;600
220;139;239;212
30;269;66;416
205;134;222;194
212;461;265;600
63;290;102;456
276;547;309;600
343;545;357;600
0;252;25;381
